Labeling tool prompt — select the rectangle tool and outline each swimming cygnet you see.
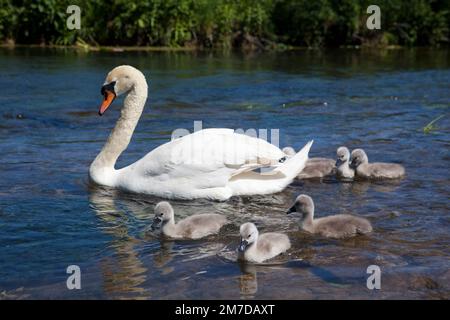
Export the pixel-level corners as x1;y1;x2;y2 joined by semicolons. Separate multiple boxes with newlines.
237;222;291;263
151;202;227;239
335;146;355;179
282;146;335;179
282;146;296;156
350;149;405;180
287;194;372;239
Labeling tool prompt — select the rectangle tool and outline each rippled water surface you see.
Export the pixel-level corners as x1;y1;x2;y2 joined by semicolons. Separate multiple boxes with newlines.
0;48;449;299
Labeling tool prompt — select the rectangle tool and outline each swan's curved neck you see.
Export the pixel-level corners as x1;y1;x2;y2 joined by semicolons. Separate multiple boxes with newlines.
90;81;147;185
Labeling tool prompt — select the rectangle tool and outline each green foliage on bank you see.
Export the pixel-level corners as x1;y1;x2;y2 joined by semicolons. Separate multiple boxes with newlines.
0;0;448;48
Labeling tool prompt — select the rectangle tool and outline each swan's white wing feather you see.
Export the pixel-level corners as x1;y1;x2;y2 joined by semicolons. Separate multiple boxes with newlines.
124;129;285;189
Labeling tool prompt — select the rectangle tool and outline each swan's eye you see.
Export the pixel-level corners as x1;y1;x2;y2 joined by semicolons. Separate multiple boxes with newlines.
247;234;251;238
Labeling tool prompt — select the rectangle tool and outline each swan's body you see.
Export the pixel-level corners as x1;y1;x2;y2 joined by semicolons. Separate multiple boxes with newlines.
151;202;227;239
283;147;335;179
335;146;355;180
351;149;405;180
89;66;313;200
287;194;372;239
237;223;291;263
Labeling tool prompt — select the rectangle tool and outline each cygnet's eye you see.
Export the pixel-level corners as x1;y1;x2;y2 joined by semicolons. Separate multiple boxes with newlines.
159;213;163;217
247;234;251;239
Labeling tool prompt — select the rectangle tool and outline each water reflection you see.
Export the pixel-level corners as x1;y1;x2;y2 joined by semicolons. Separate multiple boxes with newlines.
88;186;150;299
152;241;175;274
238;263;258;298
237;260;315;299
336;179;402;195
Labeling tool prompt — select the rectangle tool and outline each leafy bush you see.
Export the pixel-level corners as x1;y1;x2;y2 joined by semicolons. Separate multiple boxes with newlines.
0;0;448;48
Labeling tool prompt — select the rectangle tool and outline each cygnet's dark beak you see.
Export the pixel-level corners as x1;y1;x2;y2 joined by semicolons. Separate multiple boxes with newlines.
238;239;249;252
286;205;297;214
150;217;163;231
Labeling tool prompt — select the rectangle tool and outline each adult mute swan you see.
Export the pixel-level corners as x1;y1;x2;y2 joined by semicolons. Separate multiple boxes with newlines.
89;65;313;200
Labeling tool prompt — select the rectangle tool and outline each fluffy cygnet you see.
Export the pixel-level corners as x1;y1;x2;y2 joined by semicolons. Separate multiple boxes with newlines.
335;146;355;179
282;146;296;156
287;194;372;239
282;147;296;156
237;222;291;263
351;149;405;180
282;147;335;179
151;202;227;239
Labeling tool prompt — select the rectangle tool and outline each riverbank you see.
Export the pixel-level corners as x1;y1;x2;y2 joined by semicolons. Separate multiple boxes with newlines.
0;42;412;53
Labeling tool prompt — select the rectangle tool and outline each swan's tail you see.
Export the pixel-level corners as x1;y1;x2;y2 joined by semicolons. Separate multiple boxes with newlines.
228;140;313;196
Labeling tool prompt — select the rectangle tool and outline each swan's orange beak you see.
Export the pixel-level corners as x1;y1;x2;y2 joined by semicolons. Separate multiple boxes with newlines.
99;90;116;116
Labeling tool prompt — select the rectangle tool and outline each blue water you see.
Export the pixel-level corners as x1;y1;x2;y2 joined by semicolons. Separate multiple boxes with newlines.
0;48;449;299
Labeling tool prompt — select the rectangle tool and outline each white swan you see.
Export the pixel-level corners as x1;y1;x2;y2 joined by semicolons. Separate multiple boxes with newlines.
237;222;291;263
150;202;227;239
89;65;313;200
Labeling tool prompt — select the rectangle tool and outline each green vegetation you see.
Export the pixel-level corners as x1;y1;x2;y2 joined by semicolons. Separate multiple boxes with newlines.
0;0;448;49
423;114;445;134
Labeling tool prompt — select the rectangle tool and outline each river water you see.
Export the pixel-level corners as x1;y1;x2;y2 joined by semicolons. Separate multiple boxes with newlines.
0;48;449;299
